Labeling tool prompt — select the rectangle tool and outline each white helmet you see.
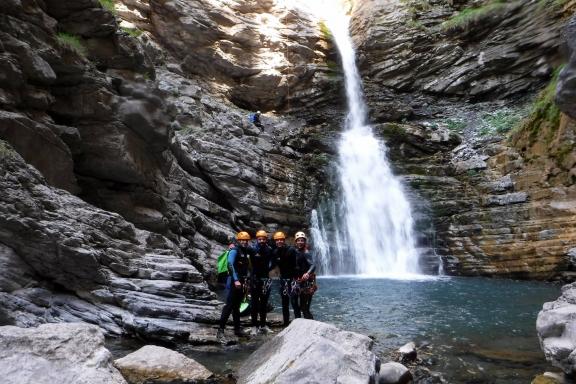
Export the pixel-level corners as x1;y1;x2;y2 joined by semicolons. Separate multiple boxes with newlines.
295;231;307;241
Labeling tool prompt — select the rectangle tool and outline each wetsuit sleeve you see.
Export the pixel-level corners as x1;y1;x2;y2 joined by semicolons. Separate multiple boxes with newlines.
306;252;316;274
227;249;238;281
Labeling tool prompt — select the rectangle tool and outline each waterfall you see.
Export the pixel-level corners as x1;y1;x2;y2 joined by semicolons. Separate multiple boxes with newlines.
316;10;421;276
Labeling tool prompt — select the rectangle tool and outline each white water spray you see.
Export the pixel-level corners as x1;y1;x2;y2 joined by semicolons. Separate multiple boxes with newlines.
321;7;420;276
286;1;421;276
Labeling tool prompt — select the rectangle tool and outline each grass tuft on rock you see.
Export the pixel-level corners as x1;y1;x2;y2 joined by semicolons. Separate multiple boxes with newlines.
121;27;143;38
99;0;116;13
538;0;572;9
511;65;564;144
56;32;86;56
442;0;508;32
318;21;332;40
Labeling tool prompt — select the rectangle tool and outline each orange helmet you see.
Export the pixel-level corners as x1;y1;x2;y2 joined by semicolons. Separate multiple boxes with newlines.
236;231;251;240
273;231;286;240
256;230;268;238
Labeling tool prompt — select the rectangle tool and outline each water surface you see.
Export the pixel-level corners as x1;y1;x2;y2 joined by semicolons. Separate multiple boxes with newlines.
309;276;560;383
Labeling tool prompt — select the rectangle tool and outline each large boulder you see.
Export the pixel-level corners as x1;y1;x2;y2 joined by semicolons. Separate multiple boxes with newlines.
114;345;213;384
237;319;379;384
0;323;127;384
537;282;576;375
378;362;413;384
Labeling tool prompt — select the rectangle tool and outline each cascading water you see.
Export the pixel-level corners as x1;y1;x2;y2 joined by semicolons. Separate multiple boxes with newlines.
312;8;421;277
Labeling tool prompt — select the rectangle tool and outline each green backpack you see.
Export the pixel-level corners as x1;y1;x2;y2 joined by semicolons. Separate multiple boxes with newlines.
217;249;230;276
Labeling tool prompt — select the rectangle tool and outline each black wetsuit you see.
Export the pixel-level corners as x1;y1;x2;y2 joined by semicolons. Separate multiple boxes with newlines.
253;113;263;128
249;242;273;327
218;245;253;331
272;245;300;325
293;248;316;319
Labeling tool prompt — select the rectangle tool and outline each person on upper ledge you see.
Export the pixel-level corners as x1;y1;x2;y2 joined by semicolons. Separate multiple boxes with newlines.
251;110;263;128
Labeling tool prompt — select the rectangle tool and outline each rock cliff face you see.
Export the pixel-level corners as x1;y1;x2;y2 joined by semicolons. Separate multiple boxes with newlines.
2;0;576;341
349;0;576;279
0;0;334;339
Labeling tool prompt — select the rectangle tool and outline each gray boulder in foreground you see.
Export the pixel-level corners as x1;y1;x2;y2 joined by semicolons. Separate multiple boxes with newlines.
378;362;412;384
114;345;213;384
237;318;379;384
537;282;576;375
0;323;127;384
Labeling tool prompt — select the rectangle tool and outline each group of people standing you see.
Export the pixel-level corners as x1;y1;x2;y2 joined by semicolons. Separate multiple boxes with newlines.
217;230;316;339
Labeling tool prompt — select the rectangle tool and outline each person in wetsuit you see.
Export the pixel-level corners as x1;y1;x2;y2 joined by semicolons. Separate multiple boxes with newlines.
271;231;301;326
249;230;274;335
293;231;316;319
217;231;253;339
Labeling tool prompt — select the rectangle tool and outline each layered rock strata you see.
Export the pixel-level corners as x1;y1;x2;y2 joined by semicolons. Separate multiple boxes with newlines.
0;0;333;339
0;147;221;340
349;0;576;279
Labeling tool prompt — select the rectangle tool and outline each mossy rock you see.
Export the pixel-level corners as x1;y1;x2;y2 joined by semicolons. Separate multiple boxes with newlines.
0;140;16;159
379;123;409;140
531;374;562;384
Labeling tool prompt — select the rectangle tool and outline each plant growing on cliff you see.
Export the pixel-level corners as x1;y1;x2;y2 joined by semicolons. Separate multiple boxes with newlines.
99;0;116;13
56;33;86;56
318;21;332;40
445;119;466;133
511;65;564;144
538;0;572;10
484;109;526;134
441;0;508;32
121;27;143;38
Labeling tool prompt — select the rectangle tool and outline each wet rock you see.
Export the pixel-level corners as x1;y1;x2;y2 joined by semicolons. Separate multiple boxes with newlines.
114;345;214;384
237;319;379;384
398;341;417;363
379;362;413;384
0;323;127;384
568;248;576;269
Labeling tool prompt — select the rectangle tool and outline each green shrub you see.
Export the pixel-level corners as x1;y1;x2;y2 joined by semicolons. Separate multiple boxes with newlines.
538;0;571;9
512;65;564;143
319;21;332;40
407;19;426;31
56;33;86;56
99;0;116;13
442;0;508;31
483;110;524;134
121;27;143;38
445;119;466;133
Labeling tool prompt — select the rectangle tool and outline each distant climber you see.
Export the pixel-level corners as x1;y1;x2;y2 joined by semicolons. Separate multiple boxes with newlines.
250;111;263;128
